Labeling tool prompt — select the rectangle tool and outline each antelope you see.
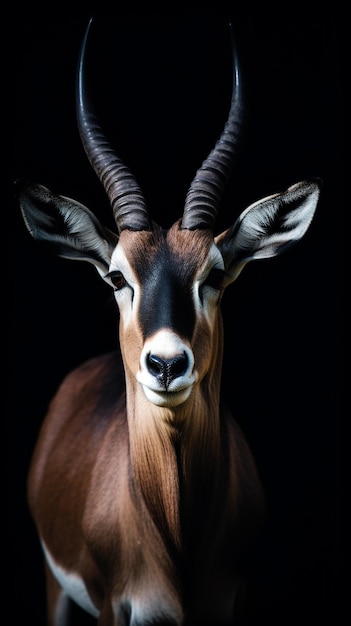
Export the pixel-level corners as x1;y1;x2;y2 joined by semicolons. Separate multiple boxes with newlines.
16;18;321;626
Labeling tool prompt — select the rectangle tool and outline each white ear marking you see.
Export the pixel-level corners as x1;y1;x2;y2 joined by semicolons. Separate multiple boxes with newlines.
215;180;321;284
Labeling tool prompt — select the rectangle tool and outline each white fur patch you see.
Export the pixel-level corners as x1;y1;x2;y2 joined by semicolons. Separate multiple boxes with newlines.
42;542;183;623
42;542;100;618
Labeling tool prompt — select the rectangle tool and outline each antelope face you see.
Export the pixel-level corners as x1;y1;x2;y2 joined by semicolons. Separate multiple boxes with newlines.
108;224;225;408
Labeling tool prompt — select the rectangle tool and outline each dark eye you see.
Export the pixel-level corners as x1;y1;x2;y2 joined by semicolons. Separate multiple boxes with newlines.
203;267;225;291
106;270;127;291
199;267;225;304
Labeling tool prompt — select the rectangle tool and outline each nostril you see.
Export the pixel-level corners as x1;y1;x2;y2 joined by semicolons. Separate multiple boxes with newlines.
147;354;165;377
170;353;188;378
147;352;188;387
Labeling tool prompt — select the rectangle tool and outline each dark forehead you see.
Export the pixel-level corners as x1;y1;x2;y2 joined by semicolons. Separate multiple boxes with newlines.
119;221;214;279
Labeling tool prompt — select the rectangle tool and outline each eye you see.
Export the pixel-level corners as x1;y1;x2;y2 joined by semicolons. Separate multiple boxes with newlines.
202;267;225;291
199;267;226;304
106;270;127;291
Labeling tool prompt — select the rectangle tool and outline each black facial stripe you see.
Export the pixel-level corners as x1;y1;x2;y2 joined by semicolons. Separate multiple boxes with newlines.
138;251;196;341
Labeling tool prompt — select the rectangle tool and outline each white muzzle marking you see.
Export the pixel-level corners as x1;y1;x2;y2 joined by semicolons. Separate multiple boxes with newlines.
136;330;196;407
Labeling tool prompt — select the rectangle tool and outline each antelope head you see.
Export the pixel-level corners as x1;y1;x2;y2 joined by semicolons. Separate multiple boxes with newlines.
16;20;321;421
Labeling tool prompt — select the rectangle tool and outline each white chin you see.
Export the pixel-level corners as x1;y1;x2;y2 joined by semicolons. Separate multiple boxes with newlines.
142;385;192;407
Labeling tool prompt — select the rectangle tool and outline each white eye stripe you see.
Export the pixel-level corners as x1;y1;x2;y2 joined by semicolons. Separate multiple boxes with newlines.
107;245;141;320
191;244;225;318
109;245;139;288
194;242;224;283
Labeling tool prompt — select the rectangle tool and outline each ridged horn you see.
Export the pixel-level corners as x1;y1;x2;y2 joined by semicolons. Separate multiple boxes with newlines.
181;24;243;231
76;18;151;233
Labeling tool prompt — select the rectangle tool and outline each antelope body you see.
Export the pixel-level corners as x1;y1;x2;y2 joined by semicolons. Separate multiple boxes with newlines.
17;19;321;626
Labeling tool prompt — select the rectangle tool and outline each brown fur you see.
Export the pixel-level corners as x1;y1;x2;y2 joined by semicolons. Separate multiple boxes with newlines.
28;225;265;624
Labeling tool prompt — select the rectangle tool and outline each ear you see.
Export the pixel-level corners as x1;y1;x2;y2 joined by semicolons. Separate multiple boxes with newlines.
16;180;118;277
215;180;321;284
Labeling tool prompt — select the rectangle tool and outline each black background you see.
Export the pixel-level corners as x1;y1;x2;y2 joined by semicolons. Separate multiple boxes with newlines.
10;13;342;625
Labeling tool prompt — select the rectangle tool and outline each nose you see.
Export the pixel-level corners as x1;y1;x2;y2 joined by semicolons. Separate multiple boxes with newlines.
147;352;188;389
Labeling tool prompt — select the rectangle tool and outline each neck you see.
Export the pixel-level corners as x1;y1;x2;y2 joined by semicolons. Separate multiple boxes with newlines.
125;324;225;556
